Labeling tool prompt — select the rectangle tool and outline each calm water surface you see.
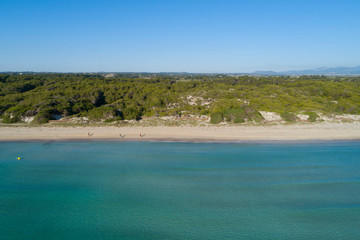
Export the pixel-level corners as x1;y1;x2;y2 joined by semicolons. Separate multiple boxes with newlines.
0;141;360;239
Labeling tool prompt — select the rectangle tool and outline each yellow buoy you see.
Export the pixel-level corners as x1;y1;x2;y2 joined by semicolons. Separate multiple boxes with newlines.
17;157;21;160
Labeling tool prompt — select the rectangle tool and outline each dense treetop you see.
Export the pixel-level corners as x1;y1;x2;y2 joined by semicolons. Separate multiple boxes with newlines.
0;73;359;124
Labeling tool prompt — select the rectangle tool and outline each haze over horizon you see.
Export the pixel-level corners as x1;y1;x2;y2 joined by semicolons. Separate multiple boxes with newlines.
1;0;359;72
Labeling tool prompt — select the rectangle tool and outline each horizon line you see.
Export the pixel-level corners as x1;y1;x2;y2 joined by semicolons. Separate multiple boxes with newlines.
1;65;359;75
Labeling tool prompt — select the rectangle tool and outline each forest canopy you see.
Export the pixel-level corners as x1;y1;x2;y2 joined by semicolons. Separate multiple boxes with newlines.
0;73;359;124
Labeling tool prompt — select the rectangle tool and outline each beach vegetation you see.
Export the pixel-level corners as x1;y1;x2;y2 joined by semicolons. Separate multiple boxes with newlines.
210;112;223;124
280;111;298;122
84;106;122;121
305;111;319;122
0;73;360;124
224;108;246;123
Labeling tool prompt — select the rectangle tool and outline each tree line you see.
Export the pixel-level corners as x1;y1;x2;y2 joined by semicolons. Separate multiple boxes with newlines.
0;73;359;124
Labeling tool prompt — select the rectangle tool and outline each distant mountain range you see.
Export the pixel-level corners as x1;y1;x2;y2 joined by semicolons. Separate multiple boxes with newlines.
251;66;360;76
2;66;360;76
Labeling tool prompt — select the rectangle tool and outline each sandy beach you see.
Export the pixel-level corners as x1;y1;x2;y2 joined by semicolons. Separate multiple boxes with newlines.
1;123;360;142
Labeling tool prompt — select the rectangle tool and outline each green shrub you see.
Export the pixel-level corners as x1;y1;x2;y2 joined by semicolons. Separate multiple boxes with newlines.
305;111;319;122
86;106;122;121
210;112;223;124
200;109;209;115
1;105;30;123
71;100;94;113
122;107;142;120
250;111;264;123
33;114;50;124
1;114;20;123
224;108;246;123
33;111;52;124
280;111;298;122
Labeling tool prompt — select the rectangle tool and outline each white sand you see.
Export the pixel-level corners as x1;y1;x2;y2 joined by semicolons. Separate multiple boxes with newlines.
1;123;360;141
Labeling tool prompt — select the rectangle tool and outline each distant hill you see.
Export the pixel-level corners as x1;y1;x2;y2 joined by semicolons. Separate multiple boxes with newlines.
2;66;360;76
252;71;278;75
251;66;360;76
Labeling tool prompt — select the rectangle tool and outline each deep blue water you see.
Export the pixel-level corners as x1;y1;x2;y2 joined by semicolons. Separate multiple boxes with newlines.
0;141;360;239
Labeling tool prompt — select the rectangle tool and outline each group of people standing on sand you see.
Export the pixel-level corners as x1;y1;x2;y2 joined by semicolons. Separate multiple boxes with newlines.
87;132;145;139
119;133;145;138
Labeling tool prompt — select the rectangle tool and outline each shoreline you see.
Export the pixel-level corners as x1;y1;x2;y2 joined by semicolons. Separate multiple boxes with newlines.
1;123;360;142
2;139;360;145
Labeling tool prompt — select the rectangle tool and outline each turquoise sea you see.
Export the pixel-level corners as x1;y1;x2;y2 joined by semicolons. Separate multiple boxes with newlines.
0;141;360;239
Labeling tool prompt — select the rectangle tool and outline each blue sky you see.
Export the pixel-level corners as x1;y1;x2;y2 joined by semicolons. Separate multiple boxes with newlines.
1;0;359;72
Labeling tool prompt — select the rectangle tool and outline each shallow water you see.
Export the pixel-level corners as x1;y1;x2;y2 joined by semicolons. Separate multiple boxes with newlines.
1;141;360;239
